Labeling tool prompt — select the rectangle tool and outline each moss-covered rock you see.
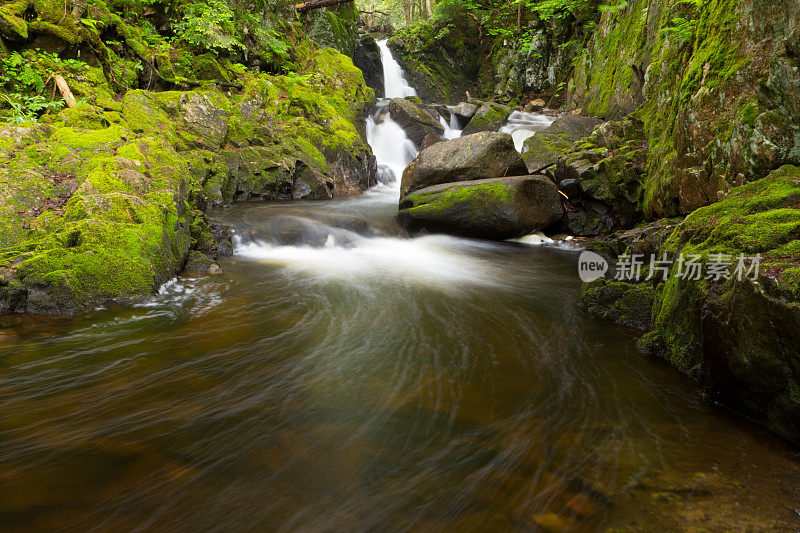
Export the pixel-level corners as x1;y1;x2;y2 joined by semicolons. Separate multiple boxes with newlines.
400;132;527;198
302;3;358;58
0;41;377;316
580;279;655;331
398;175;563;240
460;102;512;136
387;97;444;148
649;165;800;443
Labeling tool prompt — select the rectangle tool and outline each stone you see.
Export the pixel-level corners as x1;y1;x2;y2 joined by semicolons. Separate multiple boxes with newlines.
398;175;563;240
580;279;655;331
354;36;384;98
400;132;528;198
522;115;603;173
451;102;478;120
461;102;512;135
183;251;221;274
387;98;444;148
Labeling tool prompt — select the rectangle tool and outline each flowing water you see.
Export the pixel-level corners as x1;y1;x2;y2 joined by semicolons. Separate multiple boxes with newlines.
1;40;799;533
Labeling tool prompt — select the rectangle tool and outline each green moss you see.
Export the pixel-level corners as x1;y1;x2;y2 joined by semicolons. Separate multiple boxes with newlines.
0;1;29;40
404;182;516;217
50;124;128;151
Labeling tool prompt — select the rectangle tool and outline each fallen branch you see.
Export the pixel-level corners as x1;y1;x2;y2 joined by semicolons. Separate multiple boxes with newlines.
531;161;556;175
295;0;353;13
54;75;76;108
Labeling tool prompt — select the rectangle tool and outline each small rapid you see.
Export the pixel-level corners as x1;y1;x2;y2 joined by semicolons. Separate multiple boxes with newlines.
500;110;555;151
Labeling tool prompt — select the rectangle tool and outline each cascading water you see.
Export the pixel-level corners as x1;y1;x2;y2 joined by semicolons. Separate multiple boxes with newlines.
499;110;555;152
377;39;417;99
363;39;420;193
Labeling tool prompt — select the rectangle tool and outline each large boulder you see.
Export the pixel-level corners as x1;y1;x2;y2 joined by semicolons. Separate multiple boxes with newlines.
461;102;512;135
400;132;527;198
398;175;563;240
522;114;603;173
387;98;444;148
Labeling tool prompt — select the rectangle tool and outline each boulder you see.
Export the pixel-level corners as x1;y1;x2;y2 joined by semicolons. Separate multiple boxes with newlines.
354;36;384;98
183;251;222;275
461;102;512;135
387;98;444;148
524;99;547;112
398;175;563;240
522;114;603;173
293;165;334;200
400;132;527;198
451;102;478;120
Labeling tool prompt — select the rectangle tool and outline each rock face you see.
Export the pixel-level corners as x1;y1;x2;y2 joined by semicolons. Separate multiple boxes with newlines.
461;102;512;135
522;114;603;173
552;118;647;235
400;132;527;198
387;98;444;149
354;36;385;98
302;2;359;58
568;0;800;218
581;166;800;444
398;176;563;240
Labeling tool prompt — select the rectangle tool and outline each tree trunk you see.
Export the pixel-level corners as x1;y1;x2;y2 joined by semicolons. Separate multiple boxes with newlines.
295;0;352;14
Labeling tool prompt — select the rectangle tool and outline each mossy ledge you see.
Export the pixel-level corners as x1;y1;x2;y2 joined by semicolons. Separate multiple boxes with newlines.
0;3;376;316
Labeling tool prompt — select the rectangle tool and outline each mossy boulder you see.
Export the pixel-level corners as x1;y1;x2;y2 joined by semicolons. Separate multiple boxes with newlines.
398;175;563;240
461;102;512;136
400;132;527;198
302;3;359;58
554;118;648;235
580;279;655;331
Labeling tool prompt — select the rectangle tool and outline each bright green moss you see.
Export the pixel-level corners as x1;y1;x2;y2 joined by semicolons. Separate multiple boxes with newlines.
50;124;128;151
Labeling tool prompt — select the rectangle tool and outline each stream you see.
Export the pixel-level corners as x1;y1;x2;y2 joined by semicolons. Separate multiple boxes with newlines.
0;40;798;532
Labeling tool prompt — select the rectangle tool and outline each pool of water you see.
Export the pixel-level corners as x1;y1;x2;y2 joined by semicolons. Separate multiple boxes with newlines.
0;188;798;531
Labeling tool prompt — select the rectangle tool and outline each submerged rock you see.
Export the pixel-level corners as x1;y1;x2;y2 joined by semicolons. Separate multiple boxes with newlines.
400;132;527;198
398;175;563;240
387;98;444;149
461;102;512;135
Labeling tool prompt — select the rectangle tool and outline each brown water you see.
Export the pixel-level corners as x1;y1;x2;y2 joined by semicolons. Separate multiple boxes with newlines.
1;190;799;531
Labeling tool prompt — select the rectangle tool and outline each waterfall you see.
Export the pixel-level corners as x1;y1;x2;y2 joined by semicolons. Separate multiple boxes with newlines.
440;112;462;140
377;39;417;99
364;42;420;191
366;105;418;188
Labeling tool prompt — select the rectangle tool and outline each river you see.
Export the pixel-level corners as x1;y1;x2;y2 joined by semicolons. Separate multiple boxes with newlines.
0;40;798;532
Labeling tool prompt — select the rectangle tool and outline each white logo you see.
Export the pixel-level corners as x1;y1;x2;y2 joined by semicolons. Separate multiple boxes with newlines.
578;251;609;282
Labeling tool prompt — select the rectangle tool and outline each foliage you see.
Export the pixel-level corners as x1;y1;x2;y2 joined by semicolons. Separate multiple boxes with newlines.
173;0;245;53
0;50;87;121
1;94;65;123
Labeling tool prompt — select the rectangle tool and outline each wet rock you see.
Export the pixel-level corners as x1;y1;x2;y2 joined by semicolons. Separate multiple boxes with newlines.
261;216;332;247
400;132;527;198
354;36;384;98
559;178;581;199
650;166;800;443
293;165;334;200
580;279;654;331
387;98;444;148
524;99;547;112
420;133;445;150
461;102;512;135
183;251;221;275
398;175;563;240
451;102;478;120
522;115;603;173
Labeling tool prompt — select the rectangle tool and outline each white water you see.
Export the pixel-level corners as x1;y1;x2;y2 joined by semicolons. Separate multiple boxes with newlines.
439;112;462;140
499;110;555;152
377;39;417;99
366;107;418;192
234;37;503;287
